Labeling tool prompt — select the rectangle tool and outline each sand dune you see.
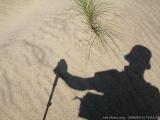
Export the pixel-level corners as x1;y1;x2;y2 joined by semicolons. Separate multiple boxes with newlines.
0;0;159;119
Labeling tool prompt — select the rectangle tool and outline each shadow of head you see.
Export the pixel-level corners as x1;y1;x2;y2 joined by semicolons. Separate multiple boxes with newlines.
125;45;152;71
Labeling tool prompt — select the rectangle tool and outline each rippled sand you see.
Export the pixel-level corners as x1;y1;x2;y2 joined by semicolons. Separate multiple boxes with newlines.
0;0;160;119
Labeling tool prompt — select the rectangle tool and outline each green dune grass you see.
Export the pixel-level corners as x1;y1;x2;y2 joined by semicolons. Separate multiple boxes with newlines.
74;0;119;56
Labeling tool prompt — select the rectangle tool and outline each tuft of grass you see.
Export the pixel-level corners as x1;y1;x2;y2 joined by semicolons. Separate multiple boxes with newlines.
74;0;104;36
74;0;120;58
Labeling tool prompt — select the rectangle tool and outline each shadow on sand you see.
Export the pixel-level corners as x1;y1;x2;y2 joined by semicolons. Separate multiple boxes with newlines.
54;45;160;120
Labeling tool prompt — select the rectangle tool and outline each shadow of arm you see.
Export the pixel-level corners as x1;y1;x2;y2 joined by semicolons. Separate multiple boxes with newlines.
60;72;94;91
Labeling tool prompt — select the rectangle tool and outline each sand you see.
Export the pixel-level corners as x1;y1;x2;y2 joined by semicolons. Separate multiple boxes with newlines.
0;0;160;119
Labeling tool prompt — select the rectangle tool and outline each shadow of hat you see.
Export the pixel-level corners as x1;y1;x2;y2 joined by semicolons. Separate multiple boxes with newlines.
124;45;151;69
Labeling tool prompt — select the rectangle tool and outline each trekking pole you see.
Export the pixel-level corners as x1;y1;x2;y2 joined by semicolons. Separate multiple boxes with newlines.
42;74;59;120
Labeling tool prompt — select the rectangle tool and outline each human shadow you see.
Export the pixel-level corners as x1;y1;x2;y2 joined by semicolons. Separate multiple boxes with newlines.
54;45;160;120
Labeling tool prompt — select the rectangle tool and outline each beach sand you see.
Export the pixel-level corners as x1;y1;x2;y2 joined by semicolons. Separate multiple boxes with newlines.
0;0;159;119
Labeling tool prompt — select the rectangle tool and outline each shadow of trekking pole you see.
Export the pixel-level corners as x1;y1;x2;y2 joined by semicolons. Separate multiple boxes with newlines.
42;59;66;120
42;75;59;120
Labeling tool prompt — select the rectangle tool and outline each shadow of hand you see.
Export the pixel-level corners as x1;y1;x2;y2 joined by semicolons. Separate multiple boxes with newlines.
53;59;68;77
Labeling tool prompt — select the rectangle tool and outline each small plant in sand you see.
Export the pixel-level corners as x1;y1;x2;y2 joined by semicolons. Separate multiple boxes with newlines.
74;0;119;57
